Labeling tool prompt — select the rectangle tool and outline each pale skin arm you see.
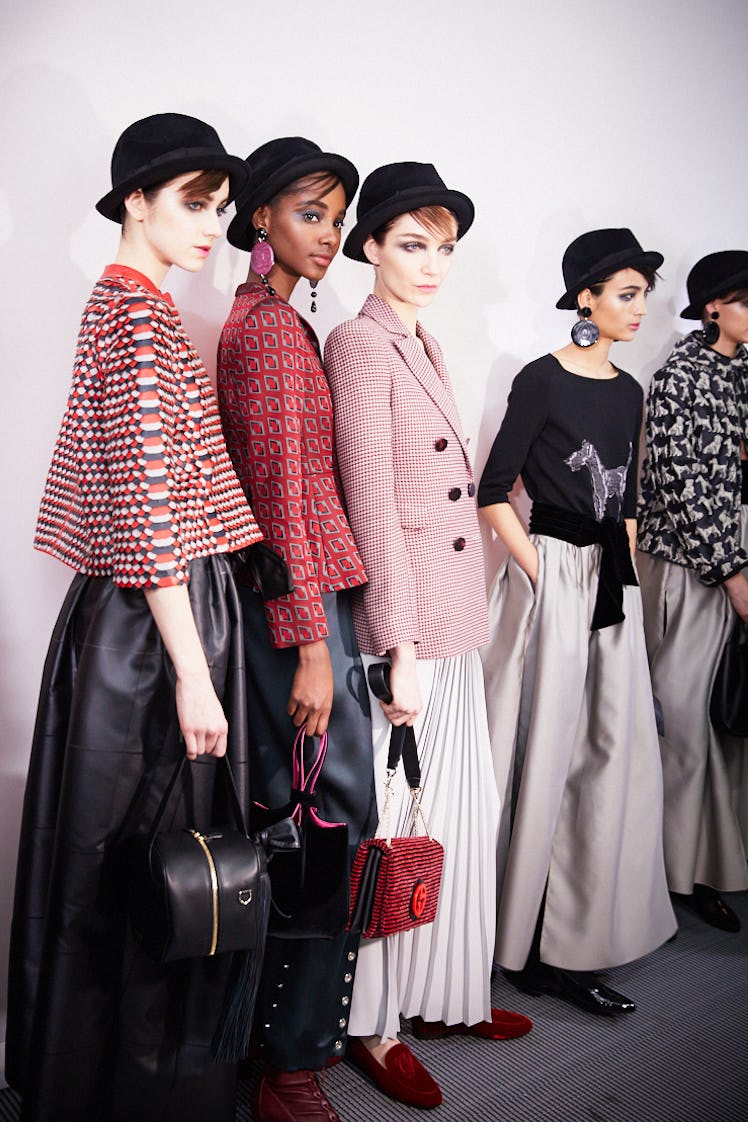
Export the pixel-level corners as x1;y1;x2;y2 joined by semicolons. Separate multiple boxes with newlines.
287;639;334;736
625;518;637;557
481;502;539;584
382;641;422;727
144;585;228;760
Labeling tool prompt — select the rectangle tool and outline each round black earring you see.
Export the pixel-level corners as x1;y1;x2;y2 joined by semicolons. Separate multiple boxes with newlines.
702;311;720;345
571;306;600;348
310;279;317;314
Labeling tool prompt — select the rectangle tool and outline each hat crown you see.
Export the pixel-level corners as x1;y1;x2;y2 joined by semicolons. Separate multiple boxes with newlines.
245;136;325;187
687;250;748;305
562;228;644;289
358;162;446;217
110;113;225;184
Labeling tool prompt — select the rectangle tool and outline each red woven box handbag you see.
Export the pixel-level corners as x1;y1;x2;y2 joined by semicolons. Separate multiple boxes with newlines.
348;665;444;939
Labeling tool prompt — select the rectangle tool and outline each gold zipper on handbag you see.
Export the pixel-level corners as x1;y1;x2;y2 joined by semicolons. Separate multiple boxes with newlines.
190;830;219;956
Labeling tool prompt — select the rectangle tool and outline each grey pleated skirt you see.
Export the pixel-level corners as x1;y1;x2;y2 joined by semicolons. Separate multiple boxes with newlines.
348;650;500;1041
482;535;676;973
637;505;748;894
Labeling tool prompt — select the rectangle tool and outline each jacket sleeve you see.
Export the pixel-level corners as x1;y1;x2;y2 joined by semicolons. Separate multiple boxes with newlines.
643;360;748;584
100;296;190;588
218;299;328;648
325;322;420;654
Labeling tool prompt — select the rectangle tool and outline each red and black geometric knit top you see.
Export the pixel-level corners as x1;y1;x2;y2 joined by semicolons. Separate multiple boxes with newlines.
35;265;262;589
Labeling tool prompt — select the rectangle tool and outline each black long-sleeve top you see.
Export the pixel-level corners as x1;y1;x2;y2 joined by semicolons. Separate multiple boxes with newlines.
478;354;643;523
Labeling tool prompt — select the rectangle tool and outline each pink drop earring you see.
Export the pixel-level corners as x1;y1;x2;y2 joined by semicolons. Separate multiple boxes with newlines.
250;227;276;296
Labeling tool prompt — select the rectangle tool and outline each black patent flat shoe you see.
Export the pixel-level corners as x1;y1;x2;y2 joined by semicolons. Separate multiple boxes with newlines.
692;884;741;933
503;963;636;1016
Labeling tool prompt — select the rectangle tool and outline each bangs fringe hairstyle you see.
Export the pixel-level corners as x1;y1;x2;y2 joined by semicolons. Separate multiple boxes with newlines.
580;264;660;307
719;286;748;306
372;205;458;245
121;167;229;226
177;168;230;200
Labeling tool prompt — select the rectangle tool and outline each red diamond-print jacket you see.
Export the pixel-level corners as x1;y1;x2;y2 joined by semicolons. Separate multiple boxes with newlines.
34;266;262;588
217;284;367;649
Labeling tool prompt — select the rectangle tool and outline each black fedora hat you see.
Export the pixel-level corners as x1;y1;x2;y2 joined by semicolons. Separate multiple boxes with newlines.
227;137;359;252
343;162;475;262
680;250;748;319
96;113;248;224
556;228;664;310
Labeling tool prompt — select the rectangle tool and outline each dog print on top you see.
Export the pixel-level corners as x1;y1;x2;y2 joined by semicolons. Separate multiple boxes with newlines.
565;440;632;522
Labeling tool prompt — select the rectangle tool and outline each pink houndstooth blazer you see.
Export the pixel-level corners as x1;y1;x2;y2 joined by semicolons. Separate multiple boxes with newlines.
324;294;489;660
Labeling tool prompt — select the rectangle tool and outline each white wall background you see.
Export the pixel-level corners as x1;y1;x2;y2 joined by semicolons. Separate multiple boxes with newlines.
1;0;747;1080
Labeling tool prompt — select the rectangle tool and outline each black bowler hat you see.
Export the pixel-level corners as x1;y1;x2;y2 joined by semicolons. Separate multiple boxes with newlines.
227;137;359;251
343;162;475;262
680;250;748;319
556;228;664;310
96;113;249;223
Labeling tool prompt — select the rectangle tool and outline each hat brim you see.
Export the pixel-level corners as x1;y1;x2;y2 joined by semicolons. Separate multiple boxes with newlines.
556;248;664;310
96;149;249;223
343;187;475;262
227;153;359;251
680;267;748;318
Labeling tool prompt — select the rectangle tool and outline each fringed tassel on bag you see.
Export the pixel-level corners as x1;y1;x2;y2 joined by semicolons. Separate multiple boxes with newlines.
211;872;270;1063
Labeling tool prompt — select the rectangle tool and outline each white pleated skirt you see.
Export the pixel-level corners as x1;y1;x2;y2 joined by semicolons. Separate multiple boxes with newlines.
637;505;748;894
348;650;500;1041
482;536;676;974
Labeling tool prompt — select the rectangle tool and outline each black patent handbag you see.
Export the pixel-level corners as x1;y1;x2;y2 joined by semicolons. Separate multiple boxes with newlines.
710;620;748;738
129;755;297;963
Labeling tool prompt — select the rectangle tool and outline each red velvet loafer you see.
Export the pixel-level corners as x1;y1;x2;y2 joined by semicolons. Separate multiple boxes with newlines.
254;1067;341;1122
411;1007;533;1040
346;1036;442;1108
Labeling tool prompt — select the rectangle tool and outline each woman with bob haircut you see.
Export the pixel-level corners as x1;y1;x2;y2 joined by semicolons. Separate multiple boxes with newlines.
637;249;748;933
217;136;377;1122
325;162;531;1112
479;228;676;1017
6;113;260;1122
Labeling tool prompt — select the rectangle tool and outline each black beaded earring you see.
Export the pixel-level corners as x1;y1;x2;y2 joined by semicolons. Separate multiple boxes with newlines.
702;311;720;345
310;279;317;314
571;306;600;348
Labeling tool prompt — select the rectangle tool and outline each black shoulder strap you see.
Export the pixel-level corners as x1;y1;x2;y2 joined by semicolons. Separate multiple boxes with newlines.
367;661;421;789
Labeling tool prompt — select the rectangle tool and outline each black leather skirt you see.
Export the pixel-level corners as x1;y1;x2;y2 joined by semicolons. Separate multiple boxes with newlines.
6;556;248;1122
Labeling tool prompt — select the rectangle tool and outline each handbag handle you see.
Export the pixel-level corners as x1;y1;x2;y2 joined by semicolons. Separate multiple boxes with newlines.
292;726;329;793
367;662;432;843
145;755;250;861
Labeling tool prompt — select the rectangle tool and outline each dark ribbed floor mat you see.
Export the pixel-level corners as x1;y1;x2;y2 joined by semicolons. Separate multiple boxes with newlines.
4;894;747;1121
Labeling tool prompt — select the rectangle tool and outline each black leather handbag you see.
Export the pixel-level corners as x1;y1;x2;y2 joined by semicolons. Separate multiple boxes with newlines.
129;755;283;963
253;726;350;939
710;620;748;738
127;755;298;1062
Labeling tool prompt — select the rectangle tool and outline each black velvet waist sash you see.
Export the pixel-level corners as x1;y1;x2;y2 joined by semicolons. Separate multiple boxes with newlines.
529;501;638;631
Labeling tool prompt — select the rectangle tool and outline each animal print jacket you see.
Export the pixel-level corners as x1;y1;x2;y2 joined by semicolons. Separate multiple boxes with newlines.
638;332;748;584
